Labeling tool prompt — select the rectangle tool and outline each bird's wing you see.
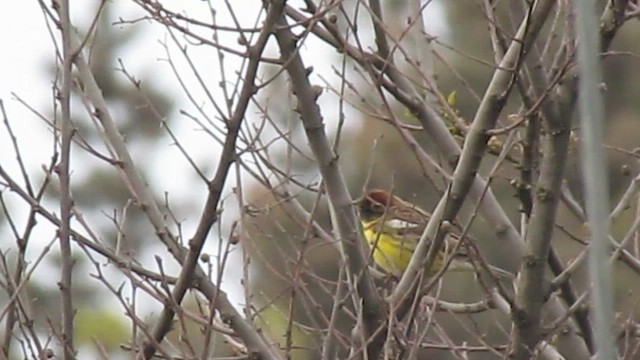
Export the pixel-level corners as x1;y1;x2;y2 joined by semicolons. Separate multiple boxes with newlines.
386;204;473;259
378;202;474;259
375;205;428;249
387;203;429;226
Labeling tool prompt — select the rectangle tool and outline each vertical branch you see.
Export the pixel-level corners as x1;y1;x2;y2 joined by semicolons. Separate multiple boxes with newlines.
572;0;615;357
56;0;76;358
512;1;629;356
511;80;575;358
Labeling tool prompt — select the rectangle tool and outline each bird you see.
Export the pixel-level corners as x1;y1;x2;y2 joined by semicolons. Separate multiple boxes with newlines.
358;189;510;278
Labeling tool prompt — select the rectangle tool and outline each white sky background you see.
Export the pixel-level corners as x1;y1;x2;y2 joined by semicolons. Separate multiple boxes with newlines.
0;1;268;300
0;1;445;356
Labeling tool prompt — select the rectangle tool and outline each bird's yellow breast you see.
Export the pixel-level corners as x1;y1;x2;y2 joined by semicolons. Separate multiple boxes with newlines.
362;221;442;276
363;227;415;275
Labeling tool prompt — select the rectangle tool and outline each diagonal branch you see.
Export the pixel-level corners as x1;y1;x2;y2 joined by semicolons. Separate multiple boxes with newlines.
270;1;386;358
59;6;283;360
391;0;555;304
137;3;284;359
286;0;525;281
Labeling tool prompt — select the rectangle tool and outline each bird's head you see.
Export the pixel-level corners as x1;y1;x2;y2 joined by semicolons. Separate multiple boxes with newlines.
358;189;395;222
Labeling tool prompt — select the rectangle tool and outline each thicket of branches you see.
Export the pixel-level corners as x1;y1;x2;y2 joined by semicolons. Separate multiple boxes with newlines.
2;1;640;359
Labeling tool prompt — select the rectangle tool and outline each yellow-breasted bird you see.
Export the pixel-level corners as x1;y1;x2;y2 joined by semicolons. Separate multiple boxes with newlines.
358;189;507;277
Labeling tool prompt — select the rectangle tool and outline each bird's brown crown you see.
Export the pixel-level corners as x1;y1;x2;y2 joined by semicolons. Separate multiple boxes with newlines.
359;189;396;222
